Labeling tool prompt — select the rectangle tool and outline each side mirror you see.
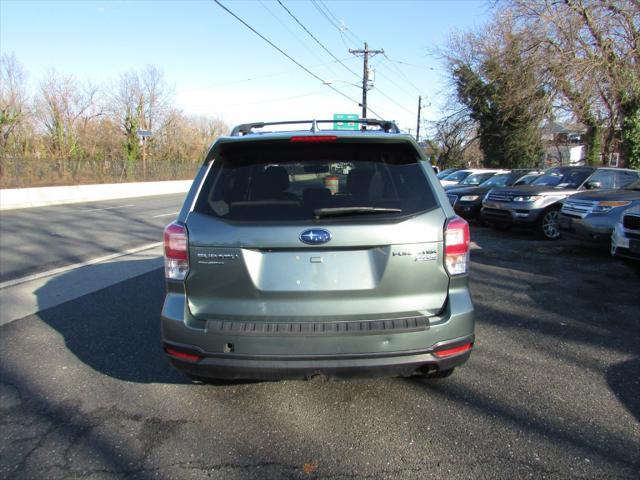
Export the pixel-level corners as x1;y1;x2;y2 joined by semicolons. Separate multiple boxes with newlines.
585;181;602;190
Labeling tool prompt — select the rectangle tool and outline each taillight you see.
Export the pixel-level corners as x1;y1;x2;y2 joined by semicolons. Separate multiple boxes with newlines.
433;342;473;358
165;347;202;362
163;222;189;280
444;216;470;275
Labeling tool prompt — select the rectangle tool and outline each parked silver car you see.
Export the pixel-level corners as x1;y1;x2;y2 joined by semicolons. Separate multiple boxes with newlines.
481;167;638;239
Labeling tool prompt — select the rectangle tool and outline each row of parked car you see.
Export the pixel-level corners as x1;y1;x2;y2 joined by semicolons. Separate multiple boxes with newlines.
438;166;640;261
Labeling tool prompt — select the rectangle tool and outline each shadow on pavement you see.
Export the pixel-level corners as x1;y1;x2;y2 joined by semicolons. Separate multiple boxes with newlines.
606;358;640;423
34;260;187;384
471;226;640;430
0;365;160;479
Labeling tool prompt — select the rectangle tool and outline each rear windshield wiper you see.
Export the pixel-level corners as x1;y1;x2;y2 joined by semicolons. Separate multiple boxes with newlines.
313;207;402;218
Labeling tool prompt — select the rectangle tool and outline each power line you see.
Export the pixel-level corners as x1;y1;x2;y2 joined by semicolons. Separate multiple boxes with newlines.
212;0;384;119
309;0;416;117
385;58;436;70
317;0;342;30
369;60;418;98
258;0;337;75
309;0;341;31
296;1;416;116
309;0;361;47
374;88;416;116
381;53;423;94
176;57;356;94
192;87;346;108
317;0;364;44
276;0;360;79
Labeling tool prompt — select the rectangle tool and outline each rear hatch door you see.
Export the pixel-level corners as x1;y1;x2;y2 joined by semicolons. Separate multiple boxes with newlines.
185;137;449;321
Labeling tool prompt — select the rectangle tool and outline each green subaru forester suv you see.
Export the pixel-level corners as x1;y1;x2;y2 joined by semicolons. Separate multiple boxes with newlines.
161;119;474;381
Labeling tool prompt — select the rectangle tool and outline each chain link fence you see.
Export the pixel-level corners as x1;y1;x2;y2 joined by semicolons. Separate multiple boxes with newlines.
0;158;201;188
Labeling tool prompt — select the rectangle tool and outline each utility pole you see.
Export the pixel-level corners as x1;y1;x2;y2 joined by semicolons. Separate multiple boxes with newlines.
349;42;384;118
416;96;422;142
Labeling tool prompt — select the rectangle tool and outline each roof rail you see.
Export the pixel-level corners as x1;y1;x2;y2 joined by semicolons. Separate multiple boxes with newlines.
229;118;400;136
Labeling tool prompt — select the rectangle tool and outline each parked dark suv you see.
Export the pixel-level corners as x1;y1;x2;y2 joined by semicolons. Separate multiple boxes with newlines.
480;167;633;239
162;119;475;381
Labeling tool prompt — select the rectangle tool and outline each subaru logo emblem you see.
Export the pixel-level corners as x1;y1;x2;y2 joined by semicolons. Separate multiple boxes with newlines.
299;229;332;245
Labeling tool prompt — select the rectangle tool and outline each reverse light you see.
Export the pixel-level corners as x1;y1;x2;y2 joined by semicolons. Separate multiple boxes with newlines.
444;216;470;275
163;222;189;280
592;200;631;213
290;135;337;143
434;342;473;358
460;195;480;202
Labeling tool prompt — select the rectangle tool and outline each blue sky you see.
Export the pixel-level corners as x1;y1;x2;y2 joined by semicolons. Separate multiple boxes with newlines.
1;0;491;132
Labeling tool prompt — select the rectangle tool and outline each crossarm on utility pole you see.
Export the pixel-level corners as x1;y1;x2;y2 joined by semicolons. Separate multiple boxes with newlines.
349;42;384;120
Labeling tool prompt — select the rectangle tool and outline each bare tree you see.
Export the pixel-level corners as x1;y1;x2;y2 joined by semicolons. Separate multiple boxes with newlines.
0;54;29;156
509;0;640;166
111;66;171;174
1;57;231;187
440;12;552;168
428;109;480;167
35;70;100;159
154;109;228;162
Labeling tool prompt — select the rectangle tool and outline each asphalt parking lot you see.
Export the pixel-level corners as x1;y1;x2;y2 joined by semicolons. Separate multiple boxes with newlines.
1;225;639;479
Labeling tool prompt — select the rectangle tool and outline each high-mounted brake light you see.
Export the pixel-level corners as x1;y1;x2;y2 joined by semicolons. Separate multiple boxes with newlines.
444;216;470;275
163;222;189;280
290;135;337;143
433;342;473;358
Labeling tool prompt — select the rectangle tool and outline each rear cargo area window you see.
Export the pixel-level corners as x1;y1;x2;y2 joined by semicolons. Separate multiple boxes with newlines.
194;141;437;222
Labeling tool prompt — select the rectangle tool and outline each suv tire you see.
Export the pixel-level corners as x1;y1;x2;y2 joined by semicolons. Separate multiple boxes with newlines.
537;207;561;240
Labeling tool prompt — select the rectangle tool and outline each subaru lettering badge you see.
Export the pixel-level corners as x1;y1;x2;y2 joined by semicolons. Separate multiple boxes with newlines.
299;228;332;245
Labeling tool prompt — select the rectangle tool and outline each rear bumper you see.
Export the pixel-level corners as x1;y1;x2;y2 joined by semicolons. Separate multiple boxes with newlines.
164;337;473;380
161;284;475;380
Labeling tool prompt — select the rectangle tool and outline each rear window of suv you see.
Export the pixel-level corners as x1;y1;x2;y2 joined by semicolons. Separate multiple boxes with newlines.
193;140;437;222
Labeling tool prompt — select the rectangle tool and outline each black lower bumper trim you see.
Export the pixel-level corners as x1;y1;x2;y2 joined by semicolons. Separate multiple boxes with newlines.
164;337;474;380
205;315;430;337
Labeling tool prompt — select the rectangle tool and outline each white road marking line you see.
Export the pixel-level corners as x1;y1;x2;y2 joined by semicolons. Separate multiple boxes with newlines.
152;211;180;218
78;204;135;212
0;242;162;290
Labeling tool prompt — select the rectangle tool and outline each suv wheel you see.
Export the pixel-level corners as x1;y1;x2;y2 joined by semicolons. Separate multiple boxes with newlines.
537;208;561;240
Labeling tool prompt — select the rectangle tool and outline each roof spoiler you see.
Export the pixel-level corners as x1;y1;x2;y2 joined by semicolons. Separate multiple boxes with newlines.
229;118;400;136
